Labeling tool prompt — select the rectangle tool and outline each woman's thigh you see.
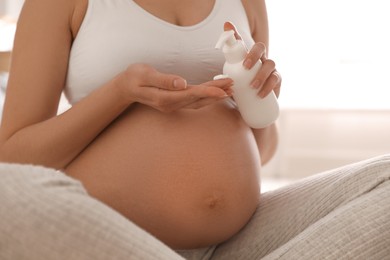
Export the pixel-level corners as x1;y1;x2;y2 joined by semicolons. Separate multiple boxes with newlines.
0;163;183;260
211;154;390;259
261;179;390;259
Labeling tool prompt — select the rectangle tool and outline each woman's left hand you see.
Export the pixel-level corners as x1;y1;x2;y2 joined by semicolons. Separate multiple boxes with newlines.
224;22;282;98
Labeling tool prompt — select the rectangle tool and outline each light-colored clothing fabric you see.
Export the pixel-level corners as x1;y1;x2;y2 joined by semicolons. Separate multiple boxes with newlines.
65;0;254;104
1;154;390;260
0;164;183;260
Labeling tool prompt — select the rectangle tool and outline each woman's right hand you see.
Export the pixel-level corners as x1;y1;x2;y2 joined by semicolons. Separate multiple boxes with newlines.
115;64;233;112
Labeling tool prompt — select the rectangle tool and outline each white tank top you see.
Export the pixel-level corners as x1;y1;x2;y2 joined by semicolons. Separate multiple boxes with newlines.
65;0;255;104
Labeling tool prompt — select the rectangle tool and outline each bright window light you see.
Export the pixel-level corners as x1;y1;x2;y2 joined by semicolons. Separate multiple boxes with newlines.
0;19;16;51
267;0;390;109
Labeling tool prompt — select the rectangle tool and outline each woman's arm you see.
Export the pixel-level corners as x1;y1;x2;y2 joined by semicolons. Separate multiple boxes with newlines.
0;0;232;169
241;0;282;165
0;0;135;169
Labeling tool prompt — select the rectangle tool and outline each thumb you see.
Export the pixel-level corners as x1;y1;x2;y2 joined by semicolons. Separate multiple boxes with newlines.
144;68;187;90
224;21;242;40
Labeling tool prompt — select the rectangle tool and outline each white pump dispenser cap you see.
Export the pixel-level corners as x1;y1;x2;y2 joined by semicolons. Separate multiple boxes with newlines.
215;30;247;64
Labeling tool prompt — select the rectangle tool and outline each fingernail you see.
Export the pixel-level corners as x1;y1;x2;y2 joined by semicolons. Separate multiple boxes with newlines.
173;79;187;89
243;59;252;70
251;80;261;89
258;91;266;99
220;93;229;98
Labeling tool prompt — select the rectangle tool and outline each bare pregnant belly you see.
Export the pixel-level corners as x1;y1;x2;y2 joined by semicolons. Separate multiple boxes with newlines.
65;100;262;249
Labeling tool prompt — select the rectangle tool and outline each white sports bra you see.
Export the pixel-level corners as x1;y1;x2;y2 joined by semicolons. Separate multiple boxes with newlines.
65;0;254;104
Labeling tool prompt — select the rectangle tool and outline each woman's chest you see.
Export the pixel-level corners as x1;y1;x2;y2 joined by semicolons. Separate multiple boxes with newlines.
132;0;216;27
65;0;253;104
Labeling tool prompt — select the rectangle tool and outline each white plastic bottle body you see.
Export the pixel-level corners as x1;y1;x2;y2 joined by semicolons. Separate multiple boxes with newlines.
224;61;279;128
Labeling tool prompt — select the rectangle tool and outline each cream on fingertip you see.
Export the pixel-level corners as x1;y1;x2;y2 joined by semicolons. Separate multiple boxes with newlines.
213;74;230;80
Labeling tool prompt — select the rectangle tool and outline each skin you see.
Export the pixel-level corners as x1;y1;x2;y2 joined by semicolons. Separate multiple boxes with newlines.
0;0;281;249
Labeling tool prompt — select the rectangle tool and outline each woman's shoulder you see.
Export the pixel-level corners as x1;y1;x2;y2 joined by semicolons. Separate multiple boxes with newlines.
22;0;81;15
21;0;88;39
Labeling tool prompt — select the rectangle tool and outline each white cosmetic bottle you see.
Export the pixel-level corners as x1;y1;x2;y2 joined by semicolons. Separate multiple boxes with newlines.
215;30;279;128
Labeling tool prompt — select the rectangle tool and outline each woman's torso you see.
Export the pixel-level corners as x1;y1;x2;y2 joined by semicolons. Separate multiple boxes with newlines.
65;0;262;249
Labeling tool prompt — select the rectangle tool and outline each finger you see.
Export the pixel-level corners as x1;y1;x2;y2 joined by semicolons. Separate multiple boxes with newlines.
200;81;233;97
183;97;227;110
223;21;242;40
186;84;229;99
141;65;187;91
258;70;282;99
203;78;234;90
160;86;229;112
136;85;228;113
135;88;187;113
250;59;276;90
243;42;267;70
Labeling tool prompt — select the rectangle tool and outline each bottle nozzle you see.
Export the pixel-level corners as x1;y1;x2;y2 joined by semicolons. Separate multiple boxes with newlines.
215;30;237;50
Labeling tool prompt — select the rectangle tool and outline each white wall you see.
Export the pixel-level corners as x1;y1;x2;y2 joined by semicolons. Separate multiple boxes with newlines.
0;0;24;19
267;0;390;110
263;109;390;179
0;1;6;17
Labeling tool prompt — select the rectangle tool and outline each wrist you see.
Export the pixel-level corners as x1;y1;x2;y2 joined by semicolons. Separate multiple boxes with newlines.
111;71;136;106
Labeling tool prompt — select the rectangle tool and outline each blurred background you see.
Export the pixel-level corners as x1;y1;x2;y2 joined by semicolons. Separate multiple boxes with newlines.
263;0;390;188
1;0;389;191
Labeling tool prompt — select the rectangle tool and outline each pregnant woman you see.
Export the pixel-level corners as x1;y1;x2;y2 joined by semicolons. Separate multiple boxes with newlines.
0;0;280;250
2;0;389;259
